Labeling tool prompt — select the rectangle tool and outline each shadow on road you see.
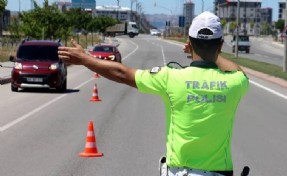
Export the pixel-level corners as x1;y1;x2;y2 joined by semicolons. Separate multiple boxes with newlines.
15;88;80;94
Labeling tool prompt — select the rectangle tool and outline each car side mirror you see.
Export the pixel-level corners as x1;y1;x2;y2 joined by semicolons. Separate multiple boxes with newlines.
9;55;15;62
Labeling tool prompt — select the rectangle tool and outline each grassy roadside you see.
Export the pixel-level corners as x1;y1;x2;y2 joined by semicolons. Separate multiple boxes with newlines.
220;52;287;81
0;46;17;62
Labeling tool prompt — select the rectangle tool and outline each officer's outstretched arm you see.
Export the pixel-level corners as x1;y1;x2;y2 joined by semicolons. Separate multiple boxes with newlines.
58;40;137;88
84;58;137;88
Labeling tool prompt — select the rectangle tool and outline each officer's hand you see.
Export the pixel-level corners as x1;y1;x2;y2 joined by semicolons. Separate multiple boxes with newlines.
71;39;86;53
58;40;88;65
183;41;192;58
183;43;190;54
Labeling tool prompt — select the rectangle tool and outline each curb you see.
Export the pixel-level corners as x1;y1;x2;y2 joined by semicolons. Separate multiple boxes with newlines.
242;66;287;89
271;41;284;48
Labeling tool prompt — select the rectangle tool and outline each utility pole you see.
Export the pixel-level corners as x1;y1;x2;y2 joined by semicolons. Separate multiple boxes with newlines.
235;0;240;58
31;0;34;10
154;2;173;36
201;0;204;13
244;0;246;35
117;0;120;21
136;2;142;31
130;0;137;21
284;0;287;72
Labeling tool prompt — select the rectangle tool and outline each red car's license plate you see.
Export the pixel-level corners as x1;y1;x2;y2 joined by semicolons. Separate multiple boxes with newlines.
27;77;43;82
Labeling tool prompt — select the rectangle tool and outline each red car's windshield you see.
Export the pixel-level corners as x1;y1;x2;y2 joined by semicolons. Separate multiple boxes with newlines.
93;46;114;52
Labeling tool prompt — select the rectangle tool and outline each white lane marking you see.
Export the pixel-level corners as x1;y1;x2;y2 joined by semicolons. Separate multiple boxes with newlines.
250;80;287;100
160;45;167;66
163;40;184;47
0;42;140;132
143;39;167;66
122;40;139;61
0;78;94;132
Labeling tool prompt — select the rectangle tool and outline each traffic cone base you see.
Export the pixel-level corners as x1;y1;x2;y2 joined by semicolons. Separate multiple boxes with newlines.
90;96;102;101
90;83;102;102
79;152;103;157
90;97;102;102
93;73;101;78
79;121;103;157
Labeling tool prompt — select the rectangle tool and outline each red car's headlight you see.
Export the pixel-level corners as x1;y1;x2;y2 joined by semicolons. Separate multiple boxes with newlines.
49;63;59;70
108;55;115;60
14;62;22;70
94;55;101;59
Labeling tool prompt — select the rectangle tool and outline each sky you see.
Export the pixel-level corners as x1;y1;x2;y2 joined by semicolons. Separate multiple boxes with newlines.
7;0;280;21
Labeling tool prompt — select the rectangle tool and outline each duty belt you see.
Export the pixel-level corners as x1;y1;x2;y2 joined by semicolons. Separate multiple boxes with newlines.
168;167;226;176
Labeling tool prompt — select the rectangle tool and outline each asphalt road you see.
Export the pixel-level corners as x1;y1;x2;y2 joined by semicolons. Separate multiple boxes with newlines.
0;35;287;176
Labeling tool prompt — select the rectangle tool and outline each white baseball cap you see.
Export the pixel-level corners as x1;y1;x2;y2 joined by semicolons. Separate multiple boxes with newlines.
189;11;223;40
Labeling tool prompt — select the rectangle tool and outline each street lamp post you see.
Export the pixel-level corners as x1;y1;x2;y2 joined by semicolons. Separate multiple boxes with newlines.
284;0;287;72
117;0;120;21
235;0;240;58
136;2;142;31
130;0;137;21
154;2;173;36
201;0;204;13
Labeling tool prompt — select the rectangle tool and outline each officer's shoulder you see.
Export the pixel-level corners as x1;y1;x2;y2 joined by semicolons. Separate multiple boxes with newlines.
150;66;162;74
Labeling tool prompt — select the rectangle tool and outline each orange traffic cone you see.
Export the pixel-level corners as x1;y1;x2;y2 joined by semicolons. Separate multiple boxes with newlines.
90;83;102;102
93;73;101;78
79;121;103;157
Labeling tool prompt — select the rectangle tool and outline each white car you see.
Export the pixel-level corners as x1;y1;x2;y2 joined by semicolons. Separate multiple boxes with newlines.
150;29;161;36
231;35;251;53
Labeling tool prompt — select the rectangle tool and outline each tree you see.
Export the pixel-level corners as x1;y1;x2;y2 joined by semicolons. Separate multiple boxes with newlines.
0;0;7;37
250;22;254;33
19;0;66;39
87;17;101;46
275;19;285;33
221;18;227;34
63;8;92;34
7;0;117;45
229;21;237;34
63;8;93;45
97;16;117;34
8;16;21;41
261;22;271;35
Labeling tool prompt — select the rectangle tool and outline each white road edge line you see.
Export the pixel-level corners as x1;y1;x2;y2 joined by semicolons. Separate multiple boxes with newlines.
0;41;139;132
250;80;287;100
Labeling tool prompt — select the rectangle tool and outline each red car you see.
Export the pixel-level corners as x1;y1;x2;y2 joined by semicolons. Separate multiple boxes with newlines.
88;44;122;63
9;39;67;92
